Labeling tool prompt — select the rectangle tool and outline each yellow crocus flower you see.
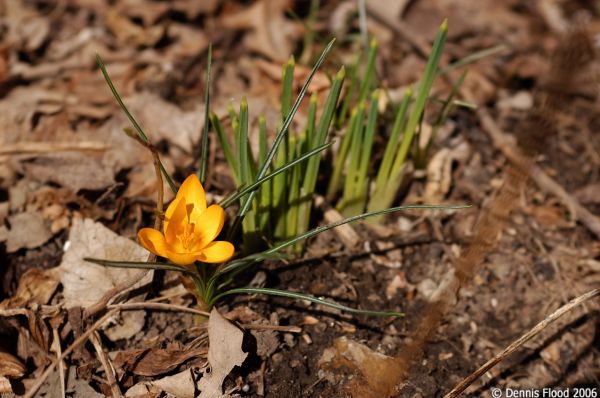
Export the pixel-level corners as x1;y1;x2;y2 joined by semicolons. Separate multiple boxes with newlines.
138;174;234;265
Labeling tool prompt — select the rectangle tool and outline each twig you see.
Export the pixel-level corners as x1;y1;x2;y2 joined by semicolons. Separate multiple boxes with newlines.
90;331;123;398
83;274;152;319
110;302;303;333
51;328;65;398
0;141;108;155
109;302;209;316
23;309;118;398
444;288;600;398
94;182;124;206
126;131;164;231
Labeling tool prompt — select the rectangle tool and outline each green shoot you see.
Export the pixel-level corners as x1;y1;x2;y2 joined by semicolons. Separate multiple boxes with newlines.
96;54;177;194
198;44;212;183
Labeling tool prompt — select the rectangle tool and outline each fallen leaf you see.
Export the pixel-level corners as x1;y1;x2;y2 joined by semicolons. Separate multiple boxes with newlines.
0;88;64;146
4;0;51;54
112;92;204;151
423;148;453;204
115;346;207;377
367;0;411;20
0;376;12;394
0;351;26;379
125;369;196;398
0;268;59;309
251;329;279;359
106;8;165;47
55;218;152;340
385;272;408;300
221;0;302;62
531;205;569;229
114;0;170;25
574;183;600;205
329;1;357;39
167;23;209;59
318;336;402;398
0;225;8;243
4;211;53;253
172;0;219;18
423;142;471;204
198;308;248;398
22;152;115;192
497;90;534;111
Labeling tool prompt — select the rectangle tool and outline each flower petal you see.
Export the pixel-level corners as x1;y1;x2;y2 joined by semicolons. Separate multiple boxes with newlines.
162;195;180;234
198;241;235;263
137;228;169;258
165;197;187;249
177;174;206;212
192;204;226;249
164;249;199;266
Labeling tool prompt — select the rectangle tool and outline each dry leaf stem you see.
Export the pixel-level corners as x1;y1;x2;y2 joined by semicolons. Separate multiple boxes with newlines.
112;302;302;333
23;309;118;398
444;288;600;398
90;331;123;398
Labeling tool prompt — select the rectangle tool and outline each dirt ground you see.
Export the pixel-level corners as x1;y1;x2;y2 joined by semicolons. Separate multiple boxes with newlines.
1;0;599;397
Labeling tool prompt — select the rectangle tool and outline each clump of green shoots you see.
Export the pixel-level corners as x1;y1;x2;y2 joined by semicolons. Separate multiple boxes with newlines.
213;57;345;252
89;30;469;317
326;20;485;221
327;20;450;217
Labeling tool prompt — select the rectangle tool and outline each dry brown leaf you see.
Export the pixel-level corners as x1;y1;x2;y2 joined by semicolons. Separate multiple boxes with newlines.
167;23;209;59
4;211;53;253
115;346;207;377
329;1;356;38
530;205;569;229
221;0;302;62
367;0;411;20
423;142;471;204
198;308;248;398
574;183;600;205
423;148;453;204
55;218;152;339
0;270;58;354
66;369;105;398
0;225;8;244
106;8;165;47
3;0;51;54
385;272;408;300
172;0;219;18
115;0;170;25
251;329;279;359
0;351;26;379
22;153;115;192
0;268;59;309
497;90;534;111
319;336;402;398
116;92;204;151
125;369;196;398
0;376;12;394
0;87;64;146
